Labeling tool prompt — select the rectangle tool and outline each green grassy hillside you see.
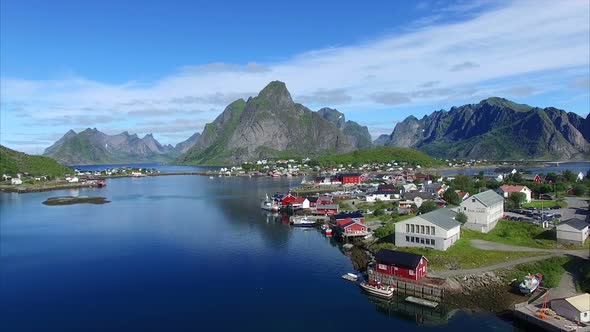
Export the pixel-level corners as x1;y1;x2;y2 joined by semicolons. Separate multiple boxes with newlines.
0;145;73;177
316;146;440;167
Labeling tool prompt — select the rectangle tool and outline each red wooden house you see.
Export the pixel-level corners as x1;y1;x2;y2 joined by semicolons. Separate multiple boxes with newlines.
306;196;319;207
337;173;364;184
333;211;365;224
374;249;428;281
316;196;334;205
281;194;298;206
340;221;367;235
315;204;339;216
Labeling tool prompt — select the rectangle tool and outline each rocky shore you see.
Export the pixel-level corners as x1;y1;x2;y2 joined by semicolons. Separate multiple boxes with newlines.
443;272;526;313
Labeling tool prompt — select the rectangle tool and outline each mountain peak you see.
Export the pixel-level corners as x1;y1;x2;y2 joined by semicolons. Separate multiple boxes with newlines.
317;107;345;129
257;81;293;107
479;97;532;112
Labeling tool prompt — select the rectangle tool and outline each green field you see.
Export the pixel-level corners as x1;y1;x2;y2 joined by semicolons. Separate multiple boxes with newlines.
503;256;571;288
522;200;567;209
370;237;543;271
463;219;589;249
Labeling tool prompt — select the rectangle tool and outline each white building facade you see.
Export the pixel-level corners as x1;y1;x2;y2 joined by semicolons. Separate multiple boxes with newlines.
460;190;504;233
395;208;461;251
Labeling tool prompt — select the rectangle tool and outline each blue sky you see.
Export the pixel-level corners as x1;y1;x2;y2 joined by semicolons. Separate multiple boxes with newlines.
1;0;589;154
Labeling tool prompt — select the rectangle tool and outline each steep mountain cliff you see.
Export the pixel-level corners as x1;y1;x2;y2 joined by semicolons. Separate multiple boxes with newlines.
44;129;176;165
177;81;355;165
174;132;201;154
373;134;391;146
317;108;373;149
383;97;590;160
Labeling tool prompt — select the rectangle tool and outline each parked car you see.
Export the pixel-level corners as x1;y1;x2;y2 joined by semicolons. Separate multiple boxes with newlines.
551;205;561;210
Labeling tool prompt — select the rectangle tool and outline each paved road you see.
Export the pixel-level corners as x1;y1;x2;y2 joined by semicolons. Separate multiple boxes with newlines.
470;240;589;258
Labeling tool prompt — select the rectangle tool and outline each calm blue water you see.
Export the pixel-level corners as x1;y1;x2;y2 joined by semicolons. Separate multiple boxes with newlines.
1;176;516;331
440;161;590;176
71;163;221;173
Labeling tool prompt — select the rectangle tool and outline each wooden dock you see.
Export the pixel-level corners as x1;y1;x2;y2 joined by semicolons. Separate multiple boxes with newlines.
369;269;445;301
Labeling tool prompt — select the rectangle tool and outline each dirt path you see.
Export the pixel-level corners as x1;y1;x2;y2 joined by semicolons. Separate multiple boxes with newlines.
470;240;589;258
432;254;559;278
431;240;589;278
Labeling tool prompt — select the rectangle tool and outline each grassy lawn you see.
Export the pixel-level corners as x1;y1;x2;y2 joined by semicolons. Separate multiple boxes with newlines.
503;256;571;288
522;200;567;209
463;219;590;250
370;237;544;271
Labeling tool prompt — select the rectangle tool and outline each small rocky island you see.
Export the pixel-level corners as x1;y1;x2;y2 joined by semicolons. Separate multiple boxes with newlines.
42;196;110;206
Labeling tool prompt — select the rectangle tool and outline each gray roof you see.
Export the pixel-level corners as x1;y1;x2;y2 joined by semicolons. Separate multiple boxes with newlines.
558;218;590;231
471;189;504;207
419;208;461;230
404;191;436;200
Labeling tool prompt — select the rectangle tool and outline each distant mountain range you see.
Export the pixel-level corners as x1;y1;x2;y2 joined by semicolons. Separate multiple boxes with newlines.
41;85;589;165
43;129;200;165
375;97;590;160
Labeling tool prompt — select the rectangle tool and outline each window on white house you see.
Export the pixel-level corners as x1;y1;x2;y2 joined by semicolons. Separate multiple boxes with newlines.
431;239;436;246
421;225;425;234
425;239;430;245
426;227;430;235
406;236;410;242
411;224;415;233
432;227;436;235
406;224;409;232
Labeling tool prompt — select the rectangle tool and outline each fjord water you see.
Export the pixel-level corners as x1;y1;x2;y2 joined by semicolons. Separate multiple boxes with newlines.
1;176;515;331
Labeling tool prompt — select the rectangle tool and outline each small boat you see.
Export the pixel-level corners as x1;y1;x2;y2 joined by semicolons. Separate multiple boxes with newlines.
342;273;358;282
405;296;438;308
209;176;214;179
260;194;279;212
359;281;395;299
325;228;333;236
519;273;543;294
290;216;316;227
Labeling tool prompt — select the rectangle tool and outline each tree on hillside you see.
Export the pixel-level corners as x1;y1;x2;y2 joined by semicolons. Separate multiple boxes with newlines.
563;170;577;183
443;190;462;206
508;192;526;208
418;201;438;214
452;174;473;192
455;212;468;224
572;184;588;197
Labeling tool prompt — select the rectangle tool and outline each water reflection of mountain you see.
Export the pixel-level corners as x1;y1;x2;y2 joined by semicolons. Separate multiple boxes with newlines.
205;176;300;250
366;293;458;326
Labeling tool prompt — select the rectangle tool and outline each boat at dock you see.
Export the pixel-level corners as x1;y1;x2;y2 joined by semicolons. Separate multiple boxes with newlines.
342;273;358;282
519;273;543;294
290;216;316;227
405;296;438;308
359;281;395;299
260;194;279;212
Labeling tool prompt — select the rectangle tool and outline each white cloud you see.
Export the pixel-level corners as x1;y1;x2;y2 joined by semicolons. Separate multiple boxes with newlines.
1;0;589;152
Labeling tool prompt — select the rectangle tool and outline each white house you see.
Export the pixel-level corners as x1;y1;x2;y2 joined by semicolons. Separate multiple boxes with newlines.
551;293;590;323
11;178;22;185
402;183;418;193
459;190;504;233
395;208;461;251
131;171;144;177
577;172;585;182
496;185;532;203
365;191;393;202
67;177;79;183
556;218;589;245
